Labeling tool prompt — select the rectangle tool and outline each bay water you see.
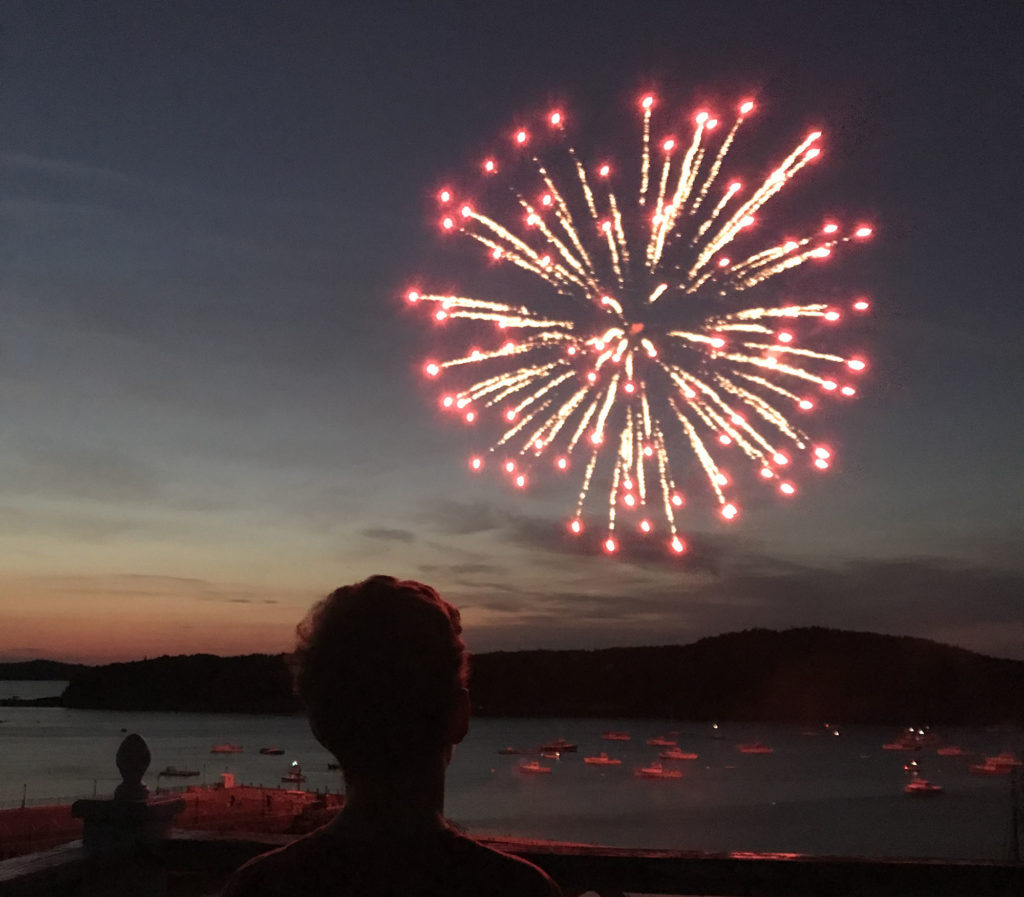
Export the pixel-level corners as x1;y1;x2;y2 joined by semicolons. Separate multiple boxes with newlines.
1;682;1019;860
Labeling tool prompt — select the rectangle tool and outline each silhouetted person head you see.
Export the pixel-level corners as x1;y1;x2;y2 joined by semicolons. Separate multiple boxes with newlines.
293;574;470;778
224;575;561;896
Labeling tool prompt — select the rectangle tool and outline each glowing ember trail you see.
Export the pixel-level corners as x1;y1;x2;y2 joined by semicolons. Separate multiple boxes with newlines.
408;92;874;553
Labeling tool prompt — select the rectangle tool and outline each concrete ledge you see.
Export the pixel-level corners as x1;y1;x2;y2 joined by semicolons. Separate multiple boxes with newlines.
72;796;187;854
2;831;1022;897
161;831;1024;897
0;841;89;895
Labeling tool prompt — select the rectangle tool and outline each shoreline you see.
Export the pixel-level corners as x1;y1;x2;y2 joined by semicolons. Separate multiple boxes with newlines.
6;697;1024;729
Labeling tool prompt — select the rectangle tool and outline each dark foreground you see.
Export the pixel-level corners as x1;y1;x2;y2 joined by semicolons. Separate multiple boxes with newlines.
3;827;1022;897
2;780;1022;896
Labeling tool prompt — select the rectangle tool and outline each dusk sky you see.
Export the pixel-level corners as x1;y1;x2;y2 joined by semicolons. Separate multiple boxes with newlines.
2;1;1022;664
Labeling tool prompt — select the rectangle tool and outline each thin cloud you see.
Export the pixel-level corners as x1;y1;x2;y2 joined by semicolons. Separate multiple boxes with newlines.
5;440;161;504
424;499;513;536
1;572;293;607
360;527;416;543
451;506;735;575
417;561;507;580
450;548;1024;660
0;151;151;191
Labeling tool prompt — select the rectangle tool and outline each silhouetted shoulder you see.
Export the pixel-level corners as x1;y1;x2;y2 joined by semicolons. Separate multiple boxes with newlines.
222;826;561;896
442;832;562;895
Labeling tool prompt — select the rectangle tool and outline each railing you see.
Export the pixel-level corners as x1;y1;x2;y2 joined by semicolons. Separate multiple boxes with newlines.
0;791;115;811
2;780;335;809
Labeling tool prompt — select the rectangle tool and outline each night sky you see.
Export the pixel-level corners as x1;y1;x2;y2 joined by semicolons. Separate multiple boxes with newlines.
2;1;1022;663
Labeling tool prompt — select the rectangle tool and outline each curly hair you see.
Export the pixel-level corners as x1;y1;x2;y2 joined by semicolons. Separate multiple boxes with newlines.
293;575;470;774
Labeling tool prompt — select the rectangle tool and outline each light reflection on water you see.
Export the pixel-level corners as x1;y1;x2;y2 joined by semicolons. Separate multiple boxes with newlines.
0;685;1019;860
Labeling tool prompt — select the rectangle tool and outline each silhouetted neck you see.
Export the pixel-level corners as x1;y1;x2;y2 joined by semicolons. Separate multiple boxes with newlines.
332;759;449;840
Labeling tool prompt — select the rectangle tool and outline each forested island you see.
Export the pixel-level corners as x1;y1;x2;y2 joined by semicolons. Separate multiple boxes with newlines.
0;659;87;680
4;628;1023;724
0;660;87;706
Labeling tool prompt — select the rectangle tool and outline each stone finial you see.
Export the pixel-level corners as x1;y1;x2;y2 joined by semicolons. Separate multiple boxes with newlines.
73;732;185;858
114;733;151;801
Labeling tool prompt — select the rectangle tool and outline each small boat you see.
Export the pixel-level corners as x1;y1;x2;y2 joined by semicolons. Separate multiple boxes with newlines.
281;760;306;783
659;747;698;761
883;730;922;750
601;731;631;741
210;743;243;754
519;760;552;774
646;736;677;747
498;746;535;755
883;727;940;751
539;738;578;752
737;742;773;754
159;766;199;777
903;759;943;795
584;752;622;766
904;777;943;796
970;752;1021;775
969;761;1010;775
539;750;561;760
936;745;967;756
259;747;285;755
635;761;682;779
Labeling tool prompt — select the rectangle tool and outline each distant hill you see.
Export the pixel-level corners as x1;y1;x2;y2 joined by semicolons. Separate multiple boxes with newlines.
469;628;1024;724
53;629;1024;724
0;659;88;680
61;654;295;714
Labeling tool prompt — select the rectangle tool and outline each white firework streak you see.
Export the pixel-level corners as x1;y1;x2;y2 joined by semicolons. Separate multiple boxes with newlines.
411;95;873;554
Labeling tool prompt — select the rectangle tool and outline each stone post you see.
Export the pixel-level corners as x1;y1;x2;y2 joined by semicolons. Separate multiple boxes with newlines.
71;733;186;895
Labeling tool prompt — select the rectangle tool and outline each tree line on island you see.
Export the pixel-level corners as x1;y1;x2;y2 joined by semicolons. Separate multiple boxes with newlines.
2;628;1023;725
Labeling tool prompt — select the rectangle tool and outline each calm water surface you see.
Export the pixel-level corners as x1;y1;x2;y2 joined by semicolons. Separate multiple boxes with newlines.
1;682;1020;860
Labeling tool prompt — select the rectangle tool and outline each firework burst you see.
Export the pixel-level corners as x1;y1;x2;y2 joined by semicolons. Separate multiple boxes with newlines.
407;93;873;554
